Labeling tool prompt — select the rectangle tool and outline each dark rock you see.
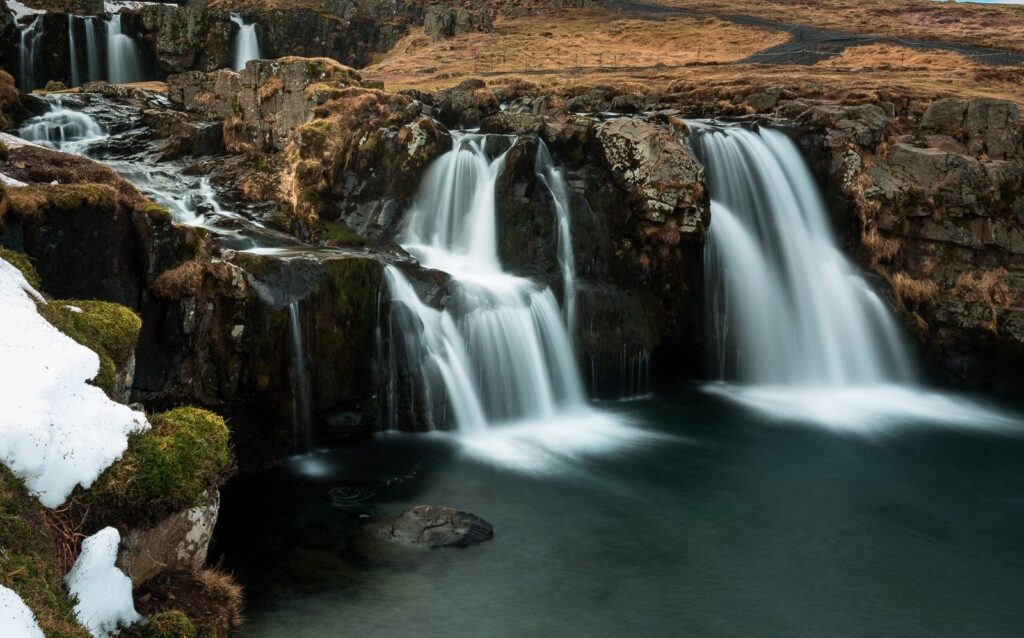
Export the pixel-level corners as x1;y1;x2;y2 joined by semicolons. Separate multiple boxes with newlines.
389;505;494;548
432;79;500;128
424;4;492;42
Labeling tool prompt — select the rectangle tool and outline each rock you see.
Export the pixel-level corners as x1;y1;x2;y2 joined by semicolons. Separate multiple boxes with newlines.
44;80;66;91
389;505;493;548
595;116;707;230
116;493;221;588
921;97;1022;160
424;4;492;42
432;79;500;128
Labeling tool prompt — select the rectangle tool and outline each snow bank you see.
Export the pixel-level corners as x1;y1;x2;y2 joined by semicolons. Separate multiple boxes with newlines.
0;258;149;508
0;586;45;638
64;528;141;638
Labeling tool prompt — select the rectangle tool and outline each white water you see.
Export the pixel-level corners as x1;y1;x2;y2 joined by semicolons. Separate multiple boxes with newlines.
230;13;261;71
69;15;81;87
288;302;313;452
692;123;914;386
18;15;43;92
535;140;577;333
69;16;102;86
383;134;592;439
105;13;142;84
18;98;108;155
692;122;1015;428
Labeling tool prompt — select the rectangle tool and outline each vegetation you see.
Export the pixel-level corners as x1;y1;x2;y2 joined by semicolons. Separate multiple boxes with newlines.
0;467;91;638
0;246;41;289
38;299;142;397
85;407;233;529
8;184;119;218
139;611;196;638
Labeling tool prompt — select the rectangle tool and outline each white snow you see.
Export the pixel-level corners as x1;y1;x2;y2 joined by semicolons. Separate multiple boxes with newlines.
0;257;149;508
0;586;45;638
64;528;141;638
6;1;44;20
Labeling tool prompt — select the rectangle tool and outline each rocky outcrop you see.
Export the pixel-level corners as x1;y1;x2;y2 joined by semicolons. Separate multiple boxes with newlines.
388;505;494;548
792;97;1024;387
423;4;493;42
430;78;500;128
139;3;233;74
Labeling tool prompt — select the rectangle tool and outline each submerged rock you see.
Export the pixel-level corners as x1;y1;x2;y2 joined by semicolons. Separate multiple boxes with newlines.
389;505;494;548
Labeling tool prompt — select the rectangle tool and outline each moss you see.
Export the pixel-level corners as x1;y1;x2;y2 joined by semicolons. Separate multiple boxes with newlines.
141;611;196;638
0;246;41;289
0;139;9;161
38;300;142;396
0;467;92;638
86;407;233;529
322;222;367;246
140;202;173;222
8;184;118;218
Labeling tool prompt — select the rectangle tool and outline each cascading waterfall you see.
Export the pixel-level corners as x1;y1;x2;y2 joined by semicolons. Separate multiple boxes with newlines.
288;302;313;452
230;13;261;71
691;122;914;387
535;140;576;333
68;15;102;86
106;13;143;84
18;15;43;92
18;97;108;154
382;134;587;432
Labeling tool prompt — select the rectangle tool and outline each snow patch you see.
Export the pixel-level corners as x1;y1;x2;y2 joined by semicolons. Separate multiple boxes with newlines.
0;258;149;508
7;1;45;20
0;586;45;638
64;528;141;638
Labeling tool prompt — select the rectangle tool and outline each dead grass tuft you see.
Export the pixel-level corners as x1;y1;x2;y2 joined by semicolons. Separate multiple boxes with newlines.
891;271;939;306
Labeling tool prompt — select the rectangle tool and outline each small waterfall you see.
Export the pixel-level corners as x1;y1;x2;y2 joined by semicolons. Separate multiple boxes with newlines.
69;15;81;87
106;13;142;84
18;98;108;154
84;17;101;83
691;123;914;386
230;13;261;71
18;15;44;92
383;134;586;431
535;140;576;334
288;302;313;452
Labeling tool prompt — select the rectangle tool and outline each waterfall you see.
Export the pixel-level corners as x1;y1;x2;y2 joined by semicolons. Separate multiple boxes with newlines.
84;17;101;83
691;122;915;387
535;140;576;334
69;15;81;87
288;302;313;452
106;13;142;84
383;134;586;432
18;15;43;92
230;13;261;71
18;98;108;154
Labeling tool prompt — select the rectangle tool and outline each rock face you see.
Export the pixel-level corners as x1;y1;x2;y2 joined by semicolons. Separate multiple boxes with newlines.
116;493;221;588
423;4;493;42
139;3;232;73
389;505;494;548
791;97;1024;387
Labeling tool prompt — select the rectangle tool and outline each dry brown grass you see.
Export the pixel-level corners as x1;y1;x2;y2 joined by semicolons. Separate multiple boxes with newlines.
151;260;208;300
952;268;1013;332
863;227;902;264
891;271;940;306
648;0;1024;54
365;8;787;90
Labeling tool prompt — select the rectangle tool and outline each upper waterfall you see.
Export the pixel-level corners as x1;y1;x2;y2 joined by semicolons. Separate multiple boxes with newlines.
382;134;586;432
106;13;143;84
691;123;915;386
18;15;43;92
230;13;261;71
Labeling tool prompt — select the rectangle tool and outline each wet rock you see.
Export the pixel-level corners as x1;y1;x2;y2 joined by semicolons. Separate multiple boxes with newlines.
389;505;494;548
432;79;500;128
116;493;221;588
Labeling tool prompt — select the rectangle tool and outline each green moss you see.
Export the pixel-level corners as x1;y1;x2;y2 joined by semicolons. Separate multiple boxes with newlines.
8;184;118;218
38;300;142;396
141;611;196;638
0;467;92;638
0;246;41;289
86;407;233;529
322;223;367;246
140;202;173;222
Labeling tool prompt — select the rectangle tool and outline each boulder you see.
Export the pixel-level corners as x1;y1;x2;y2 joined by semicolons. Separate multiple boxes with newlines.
432;79;500;128
116;493;221;588
921;97;1022;160
424;4;493;42
389;505;494;548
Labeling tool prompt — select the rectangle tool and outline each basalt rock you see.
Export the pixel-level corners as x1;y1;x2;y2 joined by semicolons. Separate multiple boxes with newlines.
423;4;493;42
432;78;500;128
139;3;233;74
389;505;494;548
796;97;1024;388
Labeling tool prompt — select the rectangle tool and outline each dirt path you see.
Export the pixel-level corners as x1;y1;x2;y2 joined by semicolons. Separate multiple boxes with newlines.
606;0;1024;66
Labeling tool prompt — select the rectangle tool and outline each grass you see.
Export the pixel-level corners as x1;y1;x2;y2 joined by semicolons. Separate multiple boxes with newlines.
85;407;233;530
365;9;787;90
38;299;143;397
7;184;119;218
0;467;91;638
0;246;41;289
